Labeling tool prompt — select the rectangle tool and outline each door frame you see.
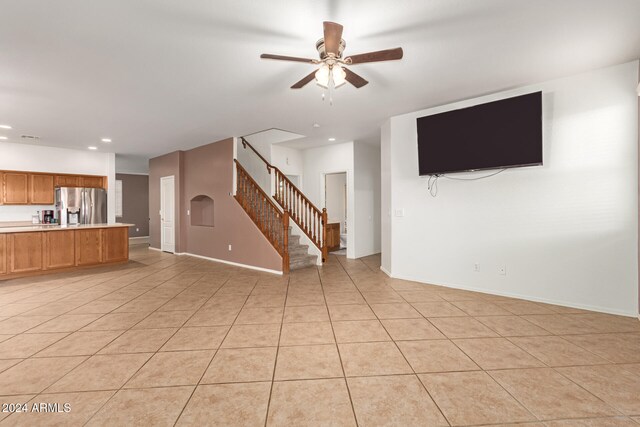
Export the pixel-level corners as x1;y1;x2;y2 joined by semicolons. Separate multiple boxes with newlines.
160;175;176;253
320;170;352;258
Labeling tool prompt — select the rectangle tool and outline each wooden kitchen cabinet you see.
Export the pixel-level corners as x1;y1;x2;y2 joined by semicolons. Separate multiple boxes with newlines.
103;227;128;262
55;175;80;187
9;232;43;274
3;172;29;204
75;229;103;266
0;226;129;281
29;174;55;204
44;230;75;270
0;235;6;276
79;175;105;188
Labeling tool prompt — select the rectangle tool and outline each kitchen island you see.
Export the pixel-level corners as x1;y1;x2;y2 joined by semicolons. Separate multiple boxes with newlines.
0;223;133;280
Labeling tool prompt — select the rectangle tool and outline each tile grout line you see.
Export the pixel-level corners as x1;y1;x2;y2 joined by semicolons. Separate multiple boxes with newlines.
262;273;290;427
335;255;453;426
169;274;255;427
316;262;361;427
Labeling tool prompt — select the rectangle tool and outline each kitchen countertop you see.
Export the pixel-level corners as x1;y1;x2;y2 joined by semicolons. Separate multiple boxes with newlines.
0;223;134;234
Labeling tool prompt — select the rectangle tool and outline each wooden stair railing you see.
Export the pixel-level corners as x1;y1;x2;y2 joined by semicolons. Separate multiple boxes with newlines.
234;159;290;273
240;137;328;262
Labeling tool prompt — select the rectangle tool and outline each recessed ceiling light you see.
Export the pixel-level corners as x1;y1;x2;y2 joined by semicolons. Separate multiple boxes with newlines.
101;138;112;143
0;125;11;130
0;136;8;140
328;137;336;141
313;123;320;128
88;146;98;150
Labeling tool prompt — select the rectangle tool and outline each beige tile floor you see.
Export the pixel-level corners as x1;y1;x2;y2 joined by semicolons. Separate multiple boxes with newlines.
0;245;639;426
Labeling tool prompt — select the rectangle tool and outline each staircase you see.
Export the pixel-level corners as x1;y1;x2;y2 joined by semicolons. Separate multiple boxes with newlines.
233;137;328;273
288;227;318;270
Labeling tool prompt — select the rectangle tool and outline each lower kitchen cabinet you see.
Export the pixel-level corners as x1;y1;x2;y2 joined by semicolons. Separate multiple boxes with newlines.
9;232;43;274
75;229;103;266
44;230;76;270
0;235;6;276
104;227;129;262
0;226;129;280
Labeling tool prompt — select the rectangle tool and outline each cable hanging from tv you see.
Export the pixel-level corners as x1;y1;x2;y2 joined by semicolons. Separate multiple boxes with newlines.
427;168;507;197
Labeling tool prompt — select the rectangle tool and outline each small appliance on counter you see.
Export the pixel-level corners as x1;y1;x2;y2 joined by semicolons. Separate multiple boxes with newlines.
55;187;107;226
43;210;54;224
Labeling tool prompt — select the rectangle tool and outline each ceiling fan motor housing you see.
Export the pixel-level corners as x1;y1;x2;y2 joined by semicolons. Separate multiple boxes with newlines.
316;38;346;60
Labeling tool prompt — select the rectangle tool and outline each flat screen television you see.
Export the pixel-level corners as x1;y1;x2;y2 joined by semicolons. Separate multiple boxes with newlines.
416;91;543;176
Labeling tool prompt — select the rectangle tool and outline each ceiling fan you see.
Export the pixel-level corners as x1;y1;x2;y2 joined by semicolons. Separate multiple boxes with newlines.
260;21;403;89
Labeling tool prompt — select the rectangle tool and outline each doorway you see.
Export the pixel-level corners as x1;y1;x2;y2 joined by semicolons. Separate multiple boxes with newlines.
160;176;175;253
324;172;347;254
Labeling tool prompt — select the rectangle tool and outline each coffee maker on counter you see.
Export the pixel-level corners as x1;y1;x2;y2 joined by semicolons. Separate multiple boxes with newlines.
42;210;54;224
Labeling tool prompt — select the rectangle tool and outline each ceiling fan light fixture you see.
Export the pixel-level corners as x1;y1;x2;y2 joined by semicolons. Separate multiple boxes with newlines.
332;65;347;88
315;64;330;88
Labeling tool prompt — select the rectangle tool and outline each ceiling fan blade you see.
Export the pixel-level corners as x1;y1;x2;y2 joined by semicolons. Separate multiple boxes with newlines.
346;47;403;64
260;53;317;64
323;21;343;56
291;71;317;89
344;68;368;88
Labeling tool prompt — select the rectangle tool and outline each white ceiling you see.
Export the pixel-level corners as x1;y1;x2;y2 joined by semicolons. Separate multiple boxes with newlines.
1;0;639;171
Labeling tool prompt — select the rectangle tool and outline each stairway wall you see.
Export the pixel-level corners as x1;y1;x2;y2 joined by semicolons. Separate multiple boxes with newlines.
149;138;282;273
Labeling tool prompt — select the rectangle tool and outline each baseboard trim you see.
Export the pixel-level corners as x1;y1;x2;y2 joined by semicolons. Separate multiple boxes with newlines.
387;271;638;318
174;252;283;275
148;247;162;252
129;236;149;245
379;266;392;277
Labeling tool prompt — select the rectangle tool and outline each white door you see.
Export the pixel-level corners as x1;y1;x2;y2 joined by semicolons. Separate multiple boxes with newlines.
160;176;175;253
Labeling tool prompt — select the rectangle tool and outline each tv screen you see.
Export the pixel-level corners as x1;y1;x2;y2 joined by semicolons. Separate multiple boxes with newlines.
416;91;543;176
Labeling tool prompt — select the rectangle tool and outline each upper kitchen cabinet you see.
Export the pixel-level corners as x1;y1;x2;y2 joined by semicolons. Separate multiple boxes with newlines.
54;175;80;187
79;175;105;188
2;172;29;204
1;170;107;204
29;174;54;204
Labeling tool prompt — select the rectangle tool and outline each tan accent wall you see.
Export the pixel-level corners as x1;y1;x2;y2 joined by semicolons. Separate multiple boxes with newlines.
149;139;282;272
116;173;149;237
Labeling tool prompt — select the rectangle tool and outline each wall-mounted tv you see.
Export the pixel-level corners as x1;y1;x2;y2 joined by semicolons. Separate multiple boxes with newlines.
416;91;543;176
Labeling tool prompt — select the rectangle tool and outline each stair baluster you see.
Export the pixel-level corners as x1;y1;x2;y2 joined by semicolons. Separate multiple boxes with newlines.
240;137;328;262
234;159;289;273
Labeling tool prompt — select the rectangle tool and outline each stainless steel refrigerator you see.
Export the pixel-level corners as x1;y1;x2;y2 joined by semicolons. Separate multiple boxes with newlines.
55;187;107;225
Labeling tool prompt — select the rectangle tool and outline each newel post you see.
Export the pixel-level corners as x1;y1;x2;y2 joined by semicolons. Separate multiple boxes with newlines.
321;208;328;263
282;211;290;274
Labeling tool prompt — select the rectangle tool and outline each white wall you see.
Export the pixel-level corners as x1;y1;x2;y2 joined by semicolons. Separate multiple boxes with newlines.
381;121;393;274
271;145;304;186
303;142;356;259
0;142;116;223
236;138;272;196
325;173;347;233
354;142;382;258
382;60;639;316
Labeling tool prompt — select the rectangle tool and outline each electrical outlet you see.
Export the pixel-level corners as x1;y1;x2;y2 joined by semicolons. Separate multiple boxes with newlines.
473;263;480;272
136;228;139;232
187;209;190;216
228;244;232;251
499;265;506;275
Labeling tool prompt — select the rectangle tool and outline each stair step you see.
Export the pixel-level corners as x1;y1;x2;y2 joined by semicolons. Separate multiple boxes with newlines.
288;245;309;257
289;254;318;271
288;234;300;245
